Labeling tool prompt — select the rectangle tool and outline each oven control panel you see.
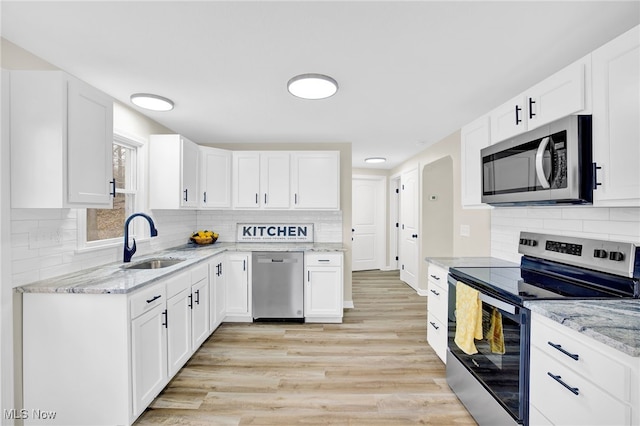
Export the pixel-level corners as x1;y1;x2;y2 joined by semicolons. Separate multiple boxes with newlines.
518;231;639;278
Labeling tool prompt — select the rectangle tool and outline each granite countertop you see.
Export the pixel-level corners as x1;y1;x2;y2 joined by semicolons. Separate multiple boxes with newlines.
17;242;345;295
425;256;519;269
525;299;640;358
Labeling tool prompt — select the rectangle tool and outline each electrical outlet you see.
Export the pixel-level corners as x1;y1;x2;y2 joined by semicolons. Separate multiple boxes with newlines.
460;224;470;237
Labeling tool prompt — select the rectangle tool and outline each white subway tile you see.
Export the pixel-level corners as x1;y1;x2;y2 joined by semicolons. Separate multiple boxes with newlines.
561;207;610;220
584;220;640;238
527;208;562;219
543;219;583;232
609;207;640;222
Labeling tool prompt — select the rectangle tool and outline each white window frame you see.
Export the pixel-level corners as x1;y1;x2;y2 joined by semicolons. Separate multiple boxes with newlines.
77;131;145;252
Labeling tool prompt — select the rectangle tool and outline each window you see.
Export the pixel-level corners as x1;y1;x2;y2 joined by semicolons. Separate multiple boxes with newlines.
80;133;142;248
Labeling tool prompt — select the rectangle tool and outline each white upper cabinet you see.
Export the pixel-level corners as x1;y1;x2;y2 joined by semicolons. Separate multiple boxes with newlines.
199;146;232;209
260;152;291;209
490;93;528;143
10;70;114;208
291;151;340;210
149;134;199;209
460;115;492;208
233;151;338;210
527;55;590;129
232;151;261;208
592;25;640;206
490;55;590;144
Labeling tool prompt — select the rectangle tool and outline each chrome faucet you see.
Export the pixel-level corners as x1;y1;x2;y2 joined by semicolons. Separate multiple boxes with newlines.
123;213;158;263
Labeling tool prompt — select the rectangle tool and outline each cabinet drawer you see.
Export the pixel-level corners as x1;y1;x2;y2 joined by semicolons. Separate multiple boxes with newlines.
130;284;167;319
531;315;630;402
305;253;342;267
427;280;447;322
427;312;447;363
166;270;191;299
427;263;448;286
191;262;209;284
530;346;631;426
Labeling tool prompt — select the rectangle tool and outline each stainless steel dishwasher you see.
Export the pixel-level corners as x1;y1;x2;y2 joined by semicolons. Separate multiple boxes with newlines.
252;251;304;322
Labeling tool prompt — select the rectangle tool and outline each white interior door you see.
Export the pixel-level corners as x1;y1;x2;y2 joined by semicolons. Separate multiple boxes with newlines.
352;176;386;271
400;168;419;290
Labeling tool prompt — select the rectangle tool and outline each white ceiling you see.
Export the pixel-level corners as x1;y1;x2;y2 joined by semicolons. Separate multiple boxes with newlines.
2;1;639;169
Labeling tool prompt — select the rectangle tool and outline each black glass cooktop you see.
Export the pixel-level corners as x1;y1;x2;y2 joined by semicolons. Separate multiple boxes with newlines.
449;263;631;306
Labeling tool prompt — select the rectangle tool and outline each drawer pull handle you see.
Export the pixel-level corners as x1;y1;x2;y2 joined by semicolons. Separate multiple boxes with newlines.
429;321;439;330
548;341;579;360
547;372;579;395
430;289;440;296
146;295;162;304
429;274;440;280
318;259;330;263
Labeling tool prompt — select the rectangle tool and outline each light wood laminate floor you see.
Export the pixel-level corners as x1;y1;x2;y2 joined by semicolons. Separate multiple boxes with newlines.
134;270;476;425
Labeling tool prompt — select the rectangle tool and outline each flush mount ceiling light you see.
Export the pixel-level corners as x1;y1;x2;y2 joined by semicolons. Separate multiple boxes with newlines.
287;73;338;100
365;157;387;164
130;93;174;111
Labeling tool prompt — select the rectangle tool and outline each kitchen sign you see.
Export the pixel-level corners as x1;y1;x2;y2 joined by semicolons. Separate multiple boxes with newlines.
236;223;314;242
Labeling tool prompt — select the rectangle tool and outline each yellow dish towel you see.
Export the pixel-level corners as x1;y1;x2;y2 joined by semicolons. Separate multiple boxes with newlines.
487;307;506;354
454;282;483;355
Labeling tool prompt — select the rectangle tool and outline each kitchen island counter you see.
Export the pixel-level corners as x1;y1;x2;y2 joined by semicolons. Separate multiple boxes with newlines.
525;299;640;358
16;242;345;295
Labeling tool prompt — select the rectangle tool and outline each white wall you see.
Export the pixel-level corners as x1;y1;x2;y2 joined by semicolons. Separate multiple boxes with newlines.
491;206;640;262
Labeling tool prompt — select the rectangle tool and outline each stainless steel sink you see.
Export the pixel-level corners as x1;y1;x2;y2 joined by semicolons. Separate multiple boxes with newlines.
125;258;184;270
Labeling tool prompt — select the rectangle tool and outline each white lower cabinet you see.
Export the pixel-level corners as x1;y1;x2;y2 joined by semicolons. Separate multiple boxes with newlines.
304;252;343;323
166;272;192;377
225;252;252;322
426;262;448;363
209;253;226;331
22;263;215;426
131;285;168;416
190;264;210;349
529;312;640;426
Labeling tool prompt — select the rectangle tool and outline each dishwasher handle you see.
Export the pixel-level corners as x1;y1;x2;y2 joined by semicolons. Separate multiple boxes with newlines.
257;258;299;264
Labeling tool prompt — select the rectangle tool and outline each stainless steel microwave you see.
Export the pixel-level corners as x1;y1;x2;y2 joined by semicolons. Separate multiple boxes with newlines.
481;115;593;205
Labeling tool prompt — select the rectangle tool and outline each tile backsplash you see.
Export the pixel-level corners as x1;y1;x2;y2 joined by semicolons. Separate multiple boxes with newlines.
10;208;342;286
491;206;640;263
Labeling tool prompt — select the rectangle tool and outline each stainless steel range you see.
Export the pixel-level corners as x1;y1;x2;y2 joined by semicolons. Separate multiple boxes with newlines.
446;232;639;425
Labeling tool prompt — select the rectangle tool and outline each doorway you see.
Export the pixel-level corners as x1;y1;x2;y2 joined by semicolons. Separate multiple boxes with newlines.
352;175;386;271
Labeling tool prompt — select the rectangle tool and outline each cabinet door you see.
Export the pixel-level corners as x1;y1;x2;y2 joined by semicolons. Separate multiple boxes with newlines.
460;116;491;208
199;146;232;208
209;256;226;331
305;266;343;318
181;137;199;208
592;26;640;206
291;152;340;210
232;152;261;208
225;253;250;318
191;278;210;349
67;76;114;207
527;56;587;130
131;304;167;416
167;288;192;376
490;94;527;144
261;152;290;209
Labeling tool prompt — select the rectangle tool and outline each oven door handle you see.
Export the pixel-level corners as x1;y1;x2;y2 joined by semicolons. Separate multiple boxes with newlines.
449;277;516;315
535;137;551;189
